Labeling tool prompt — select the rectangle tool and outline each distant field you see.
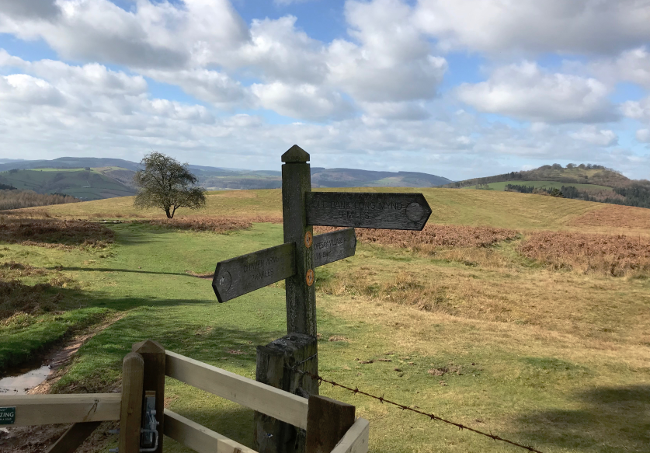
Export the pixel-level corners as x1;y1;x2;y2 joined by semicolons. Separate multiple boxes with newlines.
465;181;614;193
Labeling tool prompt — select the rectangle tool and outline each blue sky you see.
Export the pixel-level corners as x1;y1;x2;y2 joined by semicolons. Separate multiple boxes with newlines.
0;0;649;180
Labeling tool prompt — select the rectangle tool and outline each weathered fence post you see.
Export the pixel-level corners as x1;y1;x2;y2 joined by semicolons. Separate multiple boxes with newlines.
119;352;144;453
306;395;355;453
132;340;166;453
254;333;318;453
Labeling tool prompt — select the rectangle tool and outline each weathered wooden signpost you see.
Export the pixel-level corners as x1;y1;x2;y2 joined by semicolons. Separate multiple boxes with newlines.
212;145;431;453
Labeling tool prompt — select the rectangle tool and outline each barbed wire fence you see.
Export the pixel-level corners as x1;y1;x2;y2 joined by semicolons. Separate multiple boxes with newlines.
289;354;544;453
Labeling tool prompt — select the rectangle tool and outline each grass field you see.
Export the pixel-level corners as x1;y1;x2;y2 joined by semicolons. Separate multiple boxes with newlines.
465;181;614;193
1;189;649;452
23;186;650;237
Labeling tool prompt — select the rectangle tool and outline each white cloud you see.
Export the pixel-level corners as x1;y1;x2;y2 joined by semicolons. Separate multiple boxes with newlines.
570;126;618;146
251;82;354;121
0;0;249;69
589;46;650;88
414;0;650;55
143;69;249;108
360;101;431;121
621;96;650;122
0;74;65;107
636;129;650;143
326;0;447;103
236;16;327;84
457;61;617;123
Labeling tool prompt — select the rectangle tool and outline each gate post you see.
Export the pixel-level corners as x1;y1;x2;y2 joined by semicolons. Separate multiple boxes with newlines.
132;340;166;453
119;352;144;453
254;333;318;453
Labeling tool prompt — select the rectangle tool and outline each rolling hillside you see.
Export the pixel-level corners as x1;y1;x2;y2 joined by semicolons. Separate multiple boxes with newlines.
24;186;650;237
445;163;632;189
446;163;650;209
0;157;452;198
0;168;136;200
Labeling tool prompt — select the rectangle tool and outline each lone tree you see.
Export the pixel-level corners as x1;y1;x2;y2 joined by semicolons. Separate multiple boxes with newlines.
133;152;206;218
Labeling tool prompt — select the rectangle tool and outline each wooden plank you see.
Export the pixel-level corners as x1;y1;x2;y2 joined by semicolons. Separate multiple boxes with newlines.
164;409;257;453
313;228;356;268
306;395;355;453
132;340;166;453
119;352;144;453
165;350;309;430
47;422;101;453
330;418;370;453
282;145;317;337
0;394;120;426
306;192;432;230
255;334;318;453
212;242;295;303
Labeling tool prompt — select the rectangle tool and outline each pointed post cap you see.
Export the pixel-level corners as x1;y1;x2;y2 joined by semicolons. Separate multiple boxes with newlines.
282;145;310;163
132;339;165;354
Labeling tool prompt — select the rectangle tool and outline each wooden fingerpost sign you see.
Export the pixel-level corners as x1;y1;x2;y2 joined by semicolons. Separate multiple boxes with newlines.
211;144;432;453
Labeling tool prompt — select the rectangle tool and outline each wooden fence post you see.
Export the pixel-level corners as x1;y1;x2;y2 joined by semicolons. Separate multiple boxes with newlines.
119;352;144;453
132;340;166;453
306;395;355;453
254;333;318;453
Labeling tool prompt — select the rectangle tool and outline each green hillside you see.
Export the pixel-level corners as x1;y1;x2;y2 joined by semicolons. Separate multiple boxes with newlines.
445;163;631;189
0;168;136;200
467;181;614;193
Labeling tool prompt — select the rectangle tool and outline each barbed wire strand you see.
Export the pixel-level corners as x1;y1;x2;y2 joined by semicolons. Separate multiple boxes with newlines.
288;355;543;453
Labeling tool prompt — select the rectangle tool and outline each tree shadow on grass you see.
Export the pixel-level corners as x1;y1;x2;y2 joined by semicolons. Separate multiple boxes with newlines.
514;385;650;452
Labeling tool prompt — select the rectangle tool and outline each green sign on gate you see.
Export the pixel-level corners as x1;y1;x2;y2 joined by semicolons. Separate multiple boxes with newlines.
0;406;15;425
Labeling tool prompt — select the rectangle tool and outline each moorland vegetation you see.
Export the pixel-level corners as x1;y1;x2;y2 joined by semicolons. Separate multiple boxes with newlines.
0;190;80;211
0;188;649;452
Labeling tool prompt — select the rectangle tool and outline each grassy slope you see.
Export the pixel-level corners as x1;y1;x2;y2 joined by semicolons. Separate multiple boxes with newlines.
33;186;650;235
467;181;614;193
2;191;650;452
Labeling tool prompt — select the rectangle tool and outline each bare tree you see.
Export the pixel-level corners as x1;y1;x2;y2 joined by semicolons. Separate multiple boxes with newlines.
133;152;206;218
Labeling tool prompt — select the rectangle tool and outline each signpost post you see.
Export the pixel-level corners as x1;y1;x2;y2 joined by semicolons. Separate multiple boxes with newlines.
211;145;431;453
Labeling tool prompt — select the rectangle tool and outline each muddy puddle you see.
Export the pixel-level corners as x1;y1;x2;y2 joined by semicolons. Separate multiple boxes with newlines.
0;364;51;395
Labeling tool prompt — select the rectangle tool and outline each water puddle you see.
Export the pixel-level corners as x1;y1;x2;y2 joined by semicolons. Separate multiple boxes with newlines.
0;365;51;395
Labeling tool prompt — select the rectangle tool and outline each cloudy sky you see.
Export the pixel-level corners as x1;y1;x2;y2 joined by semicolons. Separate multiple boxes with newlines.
0;0;649;180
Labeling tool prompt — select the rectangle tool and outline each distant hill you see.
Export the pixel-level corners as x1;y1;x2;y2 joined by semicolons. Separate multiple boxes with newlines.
445;163;650;209
444;164;631;189
0;157;451;200
0;157;141;172
0;168;136;201
311;168;451;188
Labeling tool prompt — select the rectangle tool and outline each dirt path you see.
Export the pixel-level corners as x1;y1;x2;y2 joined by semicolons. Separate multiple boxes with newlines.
0;313;124;453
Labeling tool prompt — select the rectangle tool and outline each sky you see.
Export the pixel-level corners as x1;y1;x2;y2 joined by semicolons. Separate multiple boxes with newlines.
0;0;649;181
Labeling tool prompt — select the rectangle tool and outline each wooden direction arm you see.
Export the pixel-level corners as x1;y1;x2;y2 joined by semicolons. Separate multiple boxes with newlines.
212;242;296;303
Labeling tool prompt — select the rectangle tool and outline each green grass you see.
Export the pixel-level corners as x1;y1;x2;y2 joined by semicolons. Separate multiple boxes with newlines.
466;181;614;193
0;307;110;371
1;218;649;452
